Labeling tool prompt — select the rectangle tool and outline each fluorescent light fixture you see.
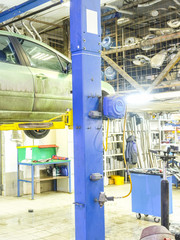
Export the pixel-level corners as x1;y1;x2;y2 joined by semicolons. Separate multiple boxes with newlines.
125;93;153;105
38;54;50;60
32;52;42;59
42;55;55;61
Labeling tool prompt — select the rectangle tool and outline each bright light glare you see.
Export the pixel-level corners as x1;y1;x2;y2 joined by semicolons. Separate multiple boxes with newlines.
62;1;70;7
125;93;153;105
51;0;70;7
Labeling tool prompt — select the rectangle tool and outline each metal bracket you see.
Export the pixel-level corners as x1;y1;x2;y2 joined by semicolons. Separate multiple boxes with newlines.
73;202;85;207
88;111;102;119
94;192;114;208
90;173;103;181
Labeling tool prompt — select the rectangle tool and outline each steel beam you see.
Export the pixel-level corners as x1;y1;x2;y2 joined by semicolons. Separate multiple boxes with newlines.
102;53;145;92
146;50;180;93
70;0;105;239
0;0;63;23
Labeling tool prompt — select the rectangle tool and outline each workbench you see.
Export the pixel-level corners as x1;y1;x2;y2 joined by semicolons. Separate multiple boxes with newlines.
17;145;71;200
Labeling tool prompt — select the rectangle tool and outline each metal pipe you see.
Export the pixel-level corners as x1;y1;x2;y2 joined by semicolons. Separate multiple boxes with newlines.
22;21;35;39
173;0;180;5
138;0;162;7
104;4;134;15
162;161;167;180
13;24;21;35
161;180;169;229
5;25;13;33
30;22;42;41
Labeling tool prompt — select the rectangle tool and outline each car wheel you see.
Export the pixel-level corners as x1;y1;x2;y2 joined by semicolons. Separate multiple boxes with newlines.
24;130;50;139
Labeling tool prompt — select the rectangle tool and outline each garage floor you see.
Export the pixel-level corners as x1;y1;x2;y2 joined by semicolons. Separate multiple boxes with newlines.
0;184;180;240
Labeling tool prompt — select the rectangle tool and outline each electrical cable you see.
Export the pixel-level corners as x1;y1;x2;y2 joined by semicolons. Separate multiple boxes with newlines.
103;118;109;151
115;107;132;199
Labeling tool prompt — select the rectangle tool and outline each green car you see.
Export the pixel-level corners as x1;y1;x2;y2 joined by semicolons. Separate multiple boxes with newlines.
0;31;114;138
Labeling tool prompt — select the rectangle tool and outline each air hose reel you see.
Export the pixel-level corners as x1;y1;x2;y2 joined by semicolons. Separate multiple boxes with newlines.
88;94;126;120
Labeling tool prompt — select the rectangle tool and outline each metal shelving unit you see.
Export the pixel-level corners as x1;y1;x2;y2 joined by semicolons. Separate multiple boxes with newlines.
101;8;180;93
103;119;125;185
150;118;180;150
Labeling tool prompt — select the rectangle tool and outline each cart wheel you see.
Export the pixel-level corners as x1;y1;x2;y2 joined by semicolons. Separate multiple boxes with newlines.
154;217;160;223
175;233;180;240
136;213;141;219
144;214;148;217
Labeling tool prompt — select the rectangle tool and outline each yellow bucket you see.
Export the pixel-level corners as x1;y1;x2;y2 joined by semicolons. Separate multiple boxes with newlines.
111;175;124;185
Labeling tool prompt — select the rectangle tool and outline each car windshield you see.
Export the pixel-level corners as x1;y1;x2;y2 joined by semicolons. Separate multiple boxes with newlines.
18;38;63;72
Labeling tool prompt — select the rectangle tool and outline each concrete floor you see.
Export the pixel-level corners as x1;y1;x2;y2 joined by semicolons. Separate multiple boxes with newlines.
0;184;179;240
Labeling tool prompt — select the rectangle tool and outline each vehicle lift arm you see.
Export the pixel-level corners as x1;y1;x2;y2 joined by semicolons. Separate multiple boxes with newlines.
0;110;73;131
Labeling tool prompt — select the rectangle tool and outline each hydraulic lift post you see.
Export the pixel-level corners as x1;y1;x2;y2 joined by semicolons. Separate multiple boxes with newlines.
70;0;105;239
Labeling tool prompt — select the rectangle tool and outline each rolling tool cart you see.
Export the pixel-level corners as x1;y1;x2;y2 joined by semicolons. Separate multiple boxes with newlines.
130;169;173;223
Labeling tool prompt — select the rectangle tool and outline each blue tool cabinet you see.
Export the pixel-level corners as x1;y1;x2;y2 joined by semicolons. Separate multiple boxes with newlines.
131;173;173;220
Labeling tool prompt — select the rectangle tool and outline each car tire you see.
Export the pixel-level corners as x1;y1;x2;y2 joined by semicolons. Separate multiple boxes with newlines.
24;130;50;139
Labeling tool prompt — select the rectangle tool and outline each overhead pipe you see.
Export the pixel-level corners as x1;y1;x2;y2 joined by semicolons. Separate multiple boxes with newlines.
5;25;13;33
22;21;35;39
138;0;162;7
103;4;134;15
12;24;21;35
173;0;180;5
30;22;42;41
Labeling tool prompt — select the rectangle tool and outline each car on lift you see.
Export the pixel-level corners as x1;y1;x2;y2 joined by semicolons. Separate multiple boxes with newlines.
0;31;114;138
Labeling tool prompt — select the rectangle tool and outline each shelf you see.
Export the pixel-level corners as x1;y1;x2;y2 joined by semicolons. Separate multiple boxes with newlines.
104;168;126;172
35;176;68;182
161;143;175;145
109;132;123;135
103;31;180;55
106;153;123;157
22;176;68;182
150;119;174;122
161;129;176;131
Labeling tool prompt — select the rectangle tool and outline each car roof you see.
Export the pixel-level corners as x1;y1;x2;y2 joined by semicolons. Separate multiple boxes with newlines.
0;30;71;63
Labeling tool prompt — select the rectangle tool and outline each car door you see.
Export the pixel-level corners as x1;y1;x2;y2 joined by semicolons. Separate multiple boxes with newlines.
17;38;72;114
0;35;34;120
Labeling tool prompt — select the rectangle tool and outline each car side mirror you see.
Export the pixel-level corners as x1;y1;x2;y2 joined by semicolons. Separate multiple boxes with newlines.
66;63;72;73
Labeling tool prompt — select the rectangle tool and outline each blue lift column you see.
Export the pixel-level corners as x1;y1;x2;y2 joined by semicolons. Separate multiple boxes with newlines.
70;0;105;239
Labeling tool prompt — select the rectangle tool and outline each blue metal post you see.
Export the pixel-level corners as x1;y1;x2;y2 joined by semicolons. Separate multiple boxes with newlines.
53;179;57;191
68;161;71;193
31;165;34;200
70;0;104;239
17;150;20;197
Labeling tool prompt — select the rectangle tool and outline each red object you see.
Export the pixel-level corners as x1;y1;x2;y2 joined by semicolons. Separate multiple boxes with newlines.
52;155;68;160
38;145;58;148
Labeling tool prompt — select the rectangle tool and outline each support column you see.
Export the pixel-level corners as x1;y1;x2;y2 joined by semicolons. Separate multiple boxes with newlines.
70;0;105;239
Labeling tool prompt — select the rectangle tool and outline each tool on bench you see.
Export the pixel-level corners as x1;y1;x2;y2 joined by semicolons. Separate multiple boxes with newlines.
52;155;68;160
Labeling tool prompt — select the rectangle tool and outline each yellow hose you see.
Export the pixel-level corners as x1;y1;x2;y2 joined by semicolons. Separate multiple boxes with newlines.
121;108;132;198
103;113;132;198
103;118;109;151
